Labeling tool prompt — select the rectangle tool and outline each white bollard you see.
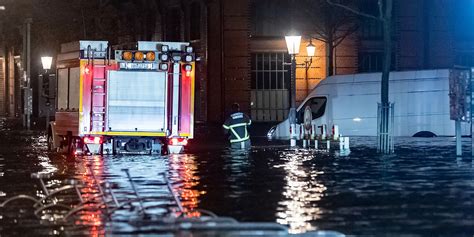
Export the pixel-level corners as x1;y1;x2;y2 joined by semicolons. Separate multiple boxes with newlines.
290;124;296;147
302;139;307;148
333;125;339;141
339;137;351;156
344;137;350;150
314;140;318;149
321;124;327;140
326;140;330;151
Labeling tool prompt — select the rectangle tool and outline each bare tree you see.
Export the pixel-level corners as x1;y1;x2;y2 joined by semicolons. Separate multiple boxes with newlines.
300;0;358;76
327;0;394;153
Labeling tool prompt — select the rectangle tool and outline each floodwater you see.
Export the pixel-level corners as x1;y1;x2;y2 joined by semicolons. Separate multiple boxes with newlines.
1;121;474;236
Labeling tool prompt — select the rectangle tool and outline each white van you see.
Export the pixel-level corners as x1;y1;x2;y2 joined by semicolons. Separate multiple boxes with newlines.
268;69;470;139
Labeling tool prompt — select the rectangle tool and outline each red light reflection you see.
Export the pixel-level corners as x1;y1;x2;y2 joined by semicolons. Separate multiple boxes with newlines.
75;155;106;236
168;154;205;217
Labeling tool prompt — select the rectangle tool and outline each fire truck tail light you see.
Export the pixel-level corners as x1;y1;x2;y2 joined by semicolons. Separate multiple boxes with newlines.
184;64;192;71
184;55;193;62
185;46;193;53
84;136;103;144
169;138;188;146
134;51;144;61
122;51;133;61
159;63;169;71
146;52;155;61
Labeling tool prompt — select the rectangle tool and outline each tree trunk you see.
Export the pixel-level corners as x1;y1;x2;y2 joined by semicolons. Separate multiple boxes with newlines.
326;43;334;77
379;0;393;154
381;0;392;105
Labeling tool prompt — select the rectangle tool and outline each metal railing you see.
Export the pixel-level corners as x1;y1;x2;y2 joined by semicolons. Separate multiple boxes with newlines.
377;102;395;154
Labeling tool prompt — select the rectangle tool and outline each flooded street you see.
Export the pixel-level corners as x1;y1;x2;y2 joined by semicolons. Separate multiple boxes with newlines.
2;121;474;236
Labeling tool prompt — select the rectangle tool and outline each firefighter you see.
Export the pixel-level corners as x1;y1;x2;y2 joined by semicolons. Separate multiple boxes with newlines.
223;103;251;149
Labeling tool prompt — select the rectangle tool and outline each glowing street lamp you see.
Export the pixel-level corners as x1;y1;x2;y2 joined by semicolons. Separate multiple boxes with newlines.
285;35;302;55
285;35;301;146
40;56;53;130
41;56;53;71
306;40;316;57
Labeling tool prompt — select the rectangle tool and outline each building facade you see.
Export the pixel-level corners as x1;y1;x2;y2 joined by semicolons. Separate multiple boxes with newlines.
157;0;473;123
0;47;22;118
3;0;472;123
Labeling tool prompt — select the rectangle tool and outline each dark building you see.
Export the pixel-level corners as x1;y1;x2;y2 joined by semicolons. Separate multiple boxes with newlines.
150;0;473;123
2;0;473;123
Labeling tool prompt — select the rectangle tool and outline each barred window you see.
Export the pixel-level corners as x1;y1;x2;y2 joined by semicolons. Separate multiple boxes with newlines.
251;53;291;90
358;52;395;73
250;52;291;121
455;53;474;67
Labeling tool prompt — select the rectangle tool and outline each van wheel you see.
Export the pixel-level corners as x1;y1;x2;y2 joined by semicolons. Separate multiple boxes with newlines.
413;131;437;137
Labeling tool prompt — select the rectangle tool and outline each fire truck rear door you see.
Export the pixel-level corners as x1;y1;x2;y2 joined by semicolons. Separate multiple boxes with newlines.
106;70;167;132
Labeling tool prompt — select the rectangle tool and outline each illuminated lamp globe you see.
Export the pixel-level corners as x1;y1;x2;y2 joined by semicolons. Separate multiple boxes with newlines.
306;40;316;57
285;35;301;55
41;56;53;70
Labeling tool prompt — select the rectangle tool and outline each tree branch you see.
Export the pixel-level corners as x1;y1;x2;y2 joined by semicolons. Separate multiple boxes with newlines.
333;24;358;46
326;0;383;21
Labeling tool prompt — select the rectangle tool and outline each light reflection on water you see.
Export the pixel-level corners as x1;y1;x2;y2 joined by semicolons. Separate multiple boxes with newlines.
275;149;327;233
168;154;204;217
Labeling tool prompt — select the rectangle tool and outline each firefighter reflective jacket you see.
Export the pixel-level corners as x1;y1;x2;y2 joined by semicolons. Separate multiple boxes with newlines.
223;112;252;143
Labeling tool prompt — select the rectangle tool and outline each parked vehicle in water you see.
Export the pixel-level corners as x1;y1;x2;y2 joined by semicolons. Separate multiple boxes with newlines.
268;69;470;139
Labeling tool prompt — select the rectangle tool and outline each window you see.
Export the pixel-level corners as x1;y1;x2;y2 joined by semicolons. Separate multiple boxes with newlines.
298;97;327;122
455;53;474;67
358;52;395;73
359;52;383;72
251;0;292;37
250;52;291;121
359;17;383;39
251;53;291;90
358;0;383;39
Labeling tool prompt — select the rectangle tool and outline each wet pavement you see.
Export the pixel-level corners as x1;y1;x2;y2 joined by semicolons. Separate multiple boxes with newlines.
1;119;474;236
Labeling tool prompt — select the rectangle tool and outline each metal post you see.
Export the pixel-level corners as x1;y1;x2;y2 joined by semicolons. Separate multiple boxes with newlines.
377;102;395;154
44;72;50;130
456;120;462;156
290;55;296;109
22;18;32;130
289;54;297;147
46;105;50;130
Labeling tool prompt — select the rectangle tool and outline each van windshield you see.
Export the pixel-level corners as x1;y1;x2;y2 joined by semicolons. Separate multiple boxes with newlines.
298;97;327;121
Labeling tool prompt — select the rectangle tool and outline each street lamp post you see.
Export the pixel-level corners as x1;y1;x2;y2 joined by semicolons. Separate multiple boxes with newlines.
285;35;317;147
285;35;301;147
41;56;53;130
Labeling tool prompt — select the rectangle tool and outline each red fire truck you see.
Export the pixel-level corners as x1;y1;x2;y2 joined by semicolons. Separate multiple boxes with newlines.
48;41;195;155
